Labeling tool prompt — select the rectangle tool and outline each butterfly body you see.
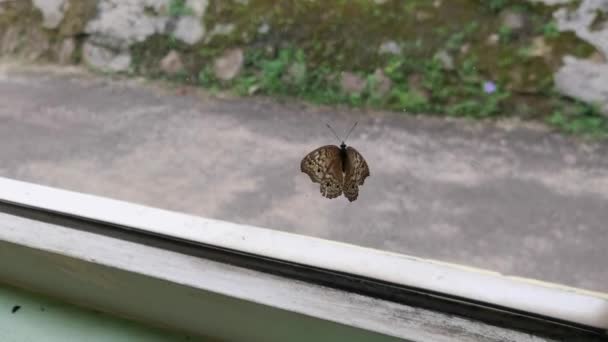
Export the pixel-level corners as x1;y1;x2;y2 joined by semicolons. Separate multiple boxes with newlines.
338;142;348;171
300;141;370;202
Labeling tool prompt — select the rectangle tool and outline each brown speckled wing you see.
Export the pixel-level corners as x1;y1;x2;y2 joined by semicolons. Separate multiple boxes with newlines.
343;146;370;202
300;145;344;199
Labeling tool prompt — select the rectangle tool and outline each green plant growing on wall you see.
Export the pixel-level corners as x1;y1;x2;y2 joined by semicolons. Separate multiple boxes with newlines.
445;22;479;52
542;21;560;39
486;0;510;13
169;0;194;17
548;101;608;137
443;55;511;118
197;66;216;87
498;25;514;43
423;57;450;103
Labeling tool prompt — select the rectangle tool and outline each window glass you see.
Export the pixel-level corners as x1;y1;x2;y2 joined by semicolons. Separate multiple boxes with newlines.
1;0;607;294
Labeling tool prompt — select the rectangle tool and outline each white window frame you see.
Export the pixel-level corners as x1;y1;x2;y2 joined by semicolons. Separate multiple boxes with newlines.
0;177;606;341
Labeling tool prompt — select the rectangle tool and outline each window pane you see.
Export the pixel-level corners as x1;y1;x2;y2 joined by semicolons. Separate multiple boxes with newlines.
1;0;607;296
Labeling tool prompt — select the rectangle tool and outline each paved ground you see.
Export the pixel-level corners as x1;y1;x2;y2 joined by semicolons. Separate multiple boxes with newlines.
1;63;607;292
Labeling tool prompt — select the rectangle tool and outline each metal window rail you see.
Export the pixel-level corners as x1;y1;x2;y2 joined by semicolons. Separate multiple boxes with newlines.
0;177;606;341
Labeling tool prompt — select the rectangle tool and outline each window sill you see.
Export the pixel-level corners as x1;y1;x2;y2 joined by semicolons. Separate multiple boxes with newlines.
0;177;606;341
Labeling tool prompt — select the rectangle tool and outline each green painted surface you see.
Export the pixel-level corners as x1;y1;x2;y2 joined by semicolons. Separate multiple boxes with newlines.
0;283;205;342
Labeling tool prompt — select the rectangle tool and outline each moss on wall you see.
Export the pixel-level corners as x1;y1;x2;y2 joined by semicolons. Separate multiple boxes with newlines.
131;0;599;125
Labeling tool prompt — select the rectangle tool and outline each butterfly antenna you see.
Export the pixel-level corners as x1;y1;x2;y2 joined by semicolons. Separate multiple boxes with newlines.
325;123;342;143
343;121;358;142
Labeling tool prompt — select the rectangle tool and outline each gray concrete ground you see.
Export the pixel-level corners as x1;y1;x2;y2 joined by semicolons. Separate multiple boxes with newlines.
1;63;607;292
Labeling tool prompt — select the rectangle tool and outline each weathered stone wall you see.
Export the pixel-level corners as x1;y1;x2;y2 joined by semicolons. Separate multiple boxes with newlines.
553;0;608;114
1;0;608;121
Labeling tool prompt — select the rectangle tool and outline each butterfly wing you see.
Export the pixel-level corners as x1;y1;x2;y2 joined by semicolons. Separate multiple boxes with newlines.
343;146;370;202
300;145;344;199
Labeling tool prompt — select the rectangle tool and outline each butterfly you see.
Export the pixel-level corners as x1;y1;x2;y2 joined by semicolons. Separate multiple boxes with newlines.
300;122;370;202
